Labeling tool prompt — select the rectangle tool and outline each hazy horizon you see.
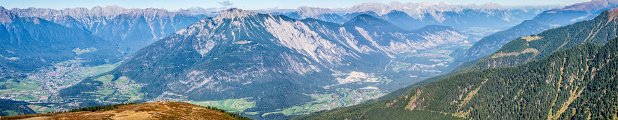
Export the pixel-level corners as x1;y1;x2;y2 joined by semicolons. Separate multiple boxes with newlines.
1;0;589;10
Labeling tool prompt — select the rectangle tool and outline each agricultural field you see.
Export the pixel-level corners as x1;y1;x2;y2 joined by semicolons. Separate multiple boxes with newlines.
0;60;120;102
262;87;385;116
85;75;144;102
0;59;120;113
189;98;256;113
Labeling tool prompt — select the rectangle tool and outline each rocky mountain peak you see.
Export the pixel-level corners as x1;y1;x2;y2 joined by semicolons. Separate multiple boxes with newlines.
11;6;190;19
216;8;257;19
175;8;265;36
608;8;618;21
297;6;335;17
560;0;618;12
88;5;128;16
0;6;15;23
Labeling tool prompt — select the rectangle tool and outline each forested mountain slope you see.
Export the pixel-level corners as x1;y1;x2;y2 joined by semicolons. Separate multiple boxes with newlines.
459;0;618;62
0;99;36;116
299;28;618;120
299;9;618;120
462;8;618;70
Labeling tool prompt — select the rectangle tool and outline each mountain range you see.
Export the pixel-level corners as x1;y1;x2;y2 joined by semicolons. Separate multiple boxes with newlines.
1;1;617;120
300;7;618;120
276;4;547;32
0;7;120;80
465;7;618;70
458;0;618;63
11;6;207;53
57;8;471;119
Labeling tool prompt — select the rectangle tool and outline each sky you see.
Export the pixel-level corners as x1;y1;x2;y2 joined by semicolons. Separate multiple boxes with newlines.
1;0;590;10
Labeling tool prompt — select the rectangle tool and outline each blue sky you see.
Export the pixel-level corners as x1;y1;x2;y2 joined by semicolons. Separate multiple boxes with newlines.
1;0;590;10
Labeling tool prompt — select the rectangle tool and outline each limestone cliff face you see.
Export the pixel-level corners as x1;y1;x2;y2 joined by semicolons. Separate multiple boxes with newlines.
11;6;206;53
61;8;468;115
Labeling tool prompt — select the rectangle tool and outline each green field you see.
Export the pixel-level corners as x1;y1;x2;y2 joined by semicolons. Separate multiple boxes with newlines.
0;60;120;103
264;88;385;116
90;75;144;102
263;93;339;116
27;105;54;113
189;98;256;113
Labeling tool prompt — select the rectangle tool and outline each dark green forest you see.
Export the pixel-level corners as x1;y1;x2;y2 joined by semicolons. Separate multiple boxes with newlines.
461;9;618;71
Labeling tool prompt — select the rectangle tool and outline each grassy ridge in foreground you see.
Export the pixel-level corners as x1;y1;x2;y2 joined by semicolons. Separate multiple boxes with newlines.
1;102;251;120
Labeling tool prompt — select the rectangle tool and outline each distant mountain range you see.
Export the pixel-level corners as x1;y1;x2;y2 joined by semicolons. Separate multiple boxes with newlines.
458;0;618;63
58;8;470;119
274;4;547;31
465;7;618;70
11;6;208;53
3;4;549;55
0;7;120;79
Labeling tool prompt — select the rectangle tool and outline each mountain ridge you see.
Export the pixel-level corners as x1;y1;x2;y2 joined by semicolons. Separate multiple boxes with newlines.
1;102;250;120
462;8;618;70
0;7;120;79
459;0;618;62
299;7;618;120
11;6;207;53
57;8;470;119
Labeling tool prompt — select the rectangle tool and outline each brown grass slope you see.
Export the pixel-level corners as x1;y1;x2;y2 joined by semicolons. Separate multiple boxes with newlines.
0;102;249;120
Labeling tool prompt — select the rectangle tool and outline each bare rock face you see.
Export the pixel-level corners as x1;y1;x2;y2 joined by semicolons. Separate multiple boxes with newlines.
0;7;120;78
11;6;207;53
0;7;13;23
61;8;468;118
608;8;618;21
